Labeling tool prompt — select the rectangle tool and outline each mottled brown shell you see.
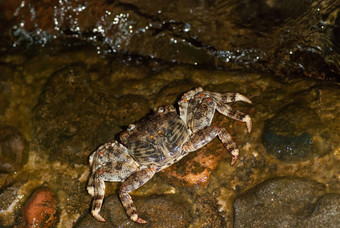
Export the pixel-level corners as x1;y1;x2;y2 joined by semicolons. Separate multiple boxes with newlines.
123;110;190;170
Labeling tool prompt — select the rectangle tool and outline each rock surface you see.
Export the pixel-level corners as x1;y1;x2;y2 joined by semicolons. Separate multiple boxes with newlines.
1;0;339;80
262;105;320;162
262;85;337;162
17;187;59;228
0;125;28;173
0;47;339;227
0;65;12;116
0;183;23;226
161;141;227;186
75;194;191;227
233;177;330;227
300;193;340;227
33;66;122;165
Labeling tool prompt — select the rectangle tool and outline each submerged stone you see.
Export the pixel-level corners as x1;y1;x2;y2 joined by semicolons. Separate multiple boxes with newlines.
0;125;28;173
17;187;59;228
0;183;22;226
75;194;191;227
32;66;121;165
234;177;325;227
300;193;340;227
0;65;12;116
192;194;227;227
262;104;322;162
161;142;226;187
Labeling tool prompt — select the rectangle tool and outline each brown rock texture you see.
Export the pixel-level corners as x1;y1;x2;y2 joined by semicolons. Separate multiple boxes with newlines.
161;143;226;186
18;187;59;228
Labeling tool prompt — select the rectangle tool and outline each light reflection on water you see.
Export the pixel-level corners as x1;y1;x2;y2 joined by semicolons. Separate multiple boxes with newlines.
1;1;340;227
4;0;340;78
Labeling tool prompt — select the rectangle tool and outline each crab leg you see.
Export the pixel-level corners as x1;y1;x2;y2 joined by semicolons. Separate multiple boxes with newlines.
91;169;107;222
194;91;252;133
89;161;137;223
201;91;252;104
215;100;252;133
88;142;141;223
119;168;155;224
184;125;239;165
178;87;204;124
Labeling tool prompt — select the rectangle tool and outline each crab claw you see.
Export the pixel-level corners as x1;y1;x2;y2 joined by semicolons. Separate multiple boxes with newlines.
126;202;148;224
92;211;106;223
87;186;94;197
244;115;252;133
236;93;252;104
133;215;148;224
230;148;239;166
230;154;238;166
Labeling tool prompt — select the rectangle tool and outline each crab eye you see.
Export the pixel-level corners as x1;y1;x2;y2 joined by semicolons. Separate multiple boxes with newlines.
128;124;135;131
158;106;165;113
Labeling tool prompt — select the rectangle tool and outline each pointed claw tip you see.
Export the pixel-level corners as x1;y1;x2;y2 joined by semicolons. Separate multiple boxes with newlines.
92;211;106;223
244;115;252;133
136;218;148;224
230;156;237;166
237;94;252;104
87;188;94;197
131;213;148;224
247;125;252;134
244;98;252;104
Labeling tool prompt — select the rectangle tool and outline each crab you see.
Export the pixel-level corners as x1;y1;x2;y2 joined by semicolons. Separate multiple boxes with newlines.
87;87;252;223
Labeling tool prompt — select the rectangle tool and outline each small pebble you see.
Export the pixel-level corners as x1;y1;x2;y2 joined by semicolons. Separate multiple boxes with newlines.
18;187;58;228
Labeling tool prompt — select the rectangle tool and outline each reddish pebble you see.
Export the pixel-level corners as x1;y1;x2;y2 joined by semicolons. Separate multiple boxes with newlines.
161;143;225;186
18;187;58;228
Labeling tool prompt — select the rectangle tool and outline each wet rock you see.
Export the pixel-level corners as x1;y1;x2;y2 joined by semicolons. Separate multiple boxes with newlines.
0;65;12;116
0;177;38;226
234;177;325;227
161;143;226;186
0;184;22;226
2;0;340;80
17;187;59;228
192;194;227;227
314;84;340;153
301;193;340;227
137;194;192;227
0;125;28;173
154;78;198;108
75;194;191;227
115;94;151;126
74;195;129;228
262;104;322;162
33;66;122;165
